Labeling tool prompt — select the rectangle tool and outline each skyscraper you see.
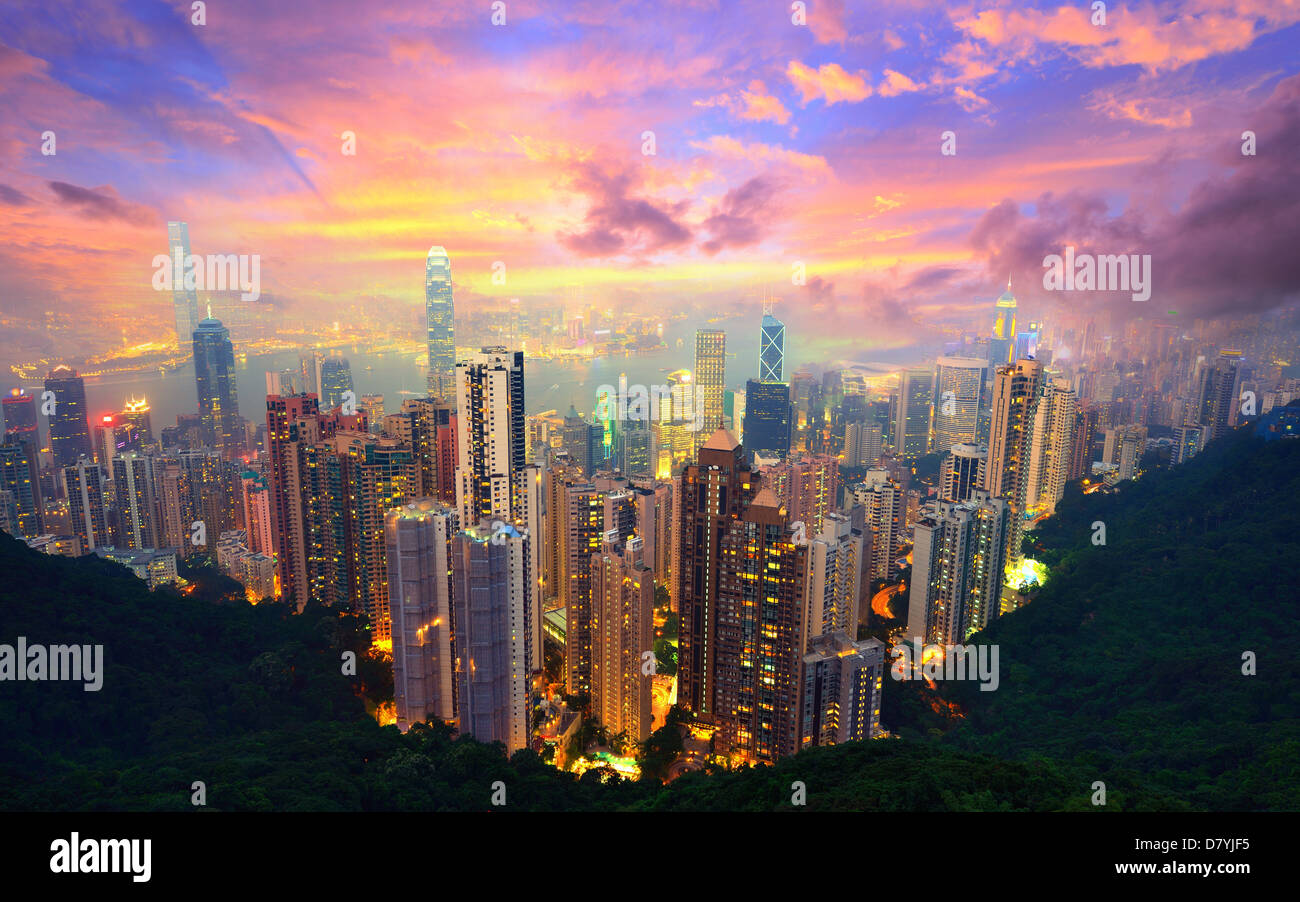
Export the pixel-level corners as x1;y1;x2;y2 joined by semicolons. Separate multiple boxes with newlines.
800;631;884;749
692;329;726;451
450;523;532;753
1197;350;1243;443
677;428;808;764
385;499;458;731
743;379;792;461
112;453;160;550
985;359;1044;507
425;247;456;397
941;443;988;503
759;454;839;539
988;279;1018;371
1023;378;1077;514
677;429;758;717
2;390;39;448
932;357;987;452
850;470;903;582
907;491;1010;644
561;476;639;697
320;358;354;411
1172;422;1203;466
0;442;41;537
331;432;419;643
984;358;1043;575
1;391;42;537
120;397;154;446
265;394;367;606
759;311;785;383
64;457;109;552
590;536;654;742
45;366;92;468
167;221;200;346
806;513;863;640
240;471;274;556
894;368;933;459
193;317;242;457
455;348;525;529
618;419;654;478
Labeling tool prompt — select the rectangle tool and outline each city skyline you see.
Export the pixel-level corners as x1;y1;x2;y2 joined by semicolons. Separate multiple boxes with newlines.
3;0;1300;372
3;0;1300;857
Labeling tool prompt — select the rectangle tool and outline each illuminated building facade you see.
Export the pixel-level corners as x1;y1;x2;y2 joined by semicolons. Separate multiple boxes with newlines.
907;491;1010;644
677;428;807;764
193;317;243;458
450;523;532;754
692;330;726;453
45;366;92;469
425;247;456;397
800;631;884;749
932;357;987;453
590;536;654;742
455;348;526;530
385;500;459;731
893;368;933;459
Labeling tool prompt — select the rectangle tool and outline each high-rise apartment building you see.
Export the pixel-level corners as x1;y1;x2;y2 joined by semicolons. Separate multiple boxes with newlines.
1172;422;1204;466
2;390;39;449
455;348;525;529
677;429;808;764
64;457;109;552
907;491;1010;644
806;512;863;640
850;470;903;582
844;421;884;468
590;536;654;742
385;500;458;731
1024;378;1077;514
264;394;367;607
239;470;274;556
112;453;160;550
0;442;42;538
1197;350;1243;443
759;454;839;539
941;444;987;503
800;631;884;749
984;358;1043;568
450;523;532;754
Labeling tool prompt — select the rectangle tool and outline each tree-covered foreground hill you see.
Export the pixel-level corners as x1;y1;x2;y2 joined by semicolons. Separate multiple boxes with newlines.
1;422;1295;811
915;423;1300;811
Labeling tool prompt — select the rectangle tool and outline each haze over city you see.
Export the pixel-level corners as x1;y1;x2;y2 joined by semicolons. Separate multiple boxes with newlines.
1;0;1298;884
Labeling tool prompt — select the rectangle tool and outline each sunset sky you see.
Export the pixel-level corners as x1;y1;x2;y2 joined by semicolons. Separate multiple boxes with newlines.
2;0;1299;359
